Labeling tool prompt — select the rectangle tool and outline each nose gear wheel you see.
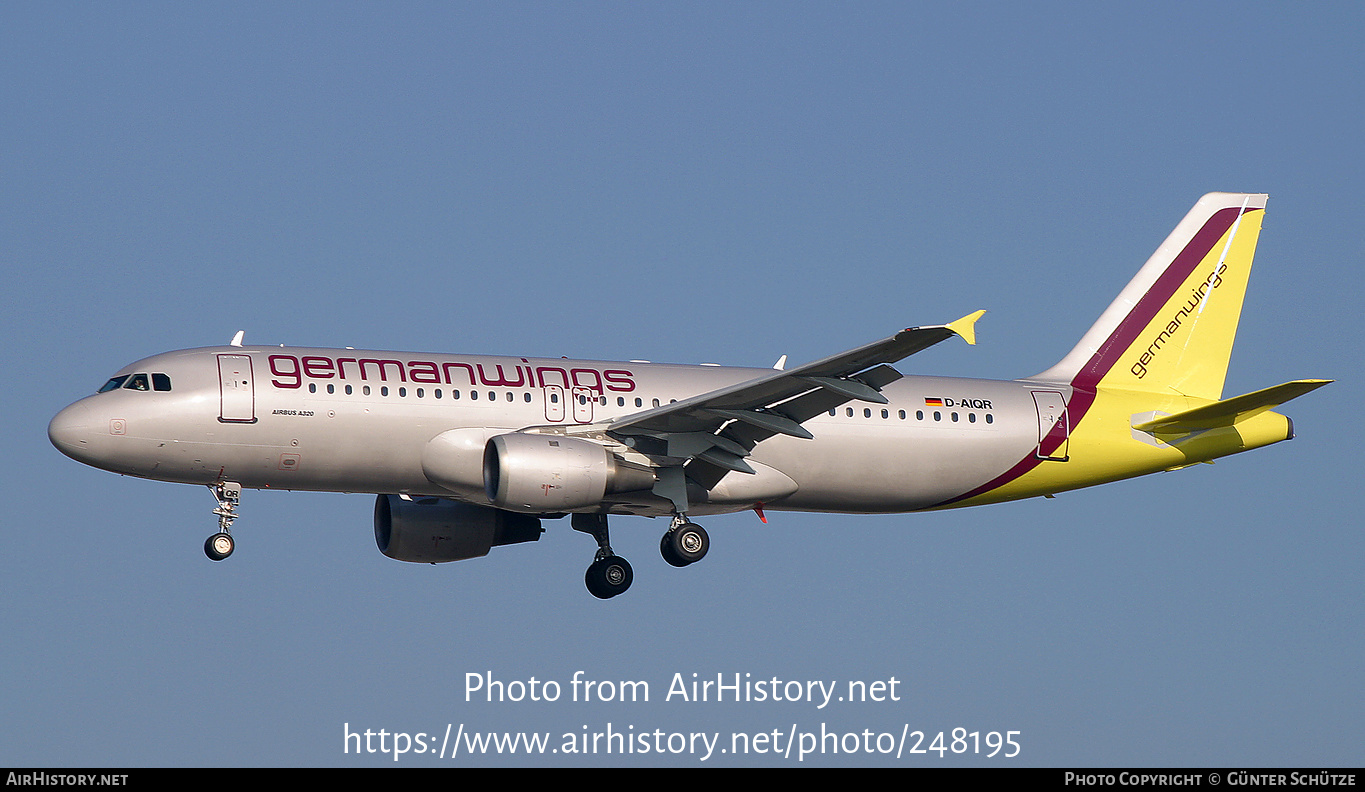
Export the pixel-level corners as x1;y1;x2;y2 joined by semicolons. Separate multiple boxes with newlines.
204;482;241;561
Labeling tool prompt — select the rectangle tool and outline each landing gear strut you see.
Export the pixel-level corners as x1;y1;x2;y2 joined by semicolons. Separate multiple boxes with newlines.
572;513;632;599
660;516;709;567
204;481;240;561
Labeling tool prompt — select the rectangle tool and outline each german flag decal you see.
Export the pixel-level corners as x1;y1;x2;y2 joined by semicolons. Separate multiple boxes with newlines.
924;397;944;406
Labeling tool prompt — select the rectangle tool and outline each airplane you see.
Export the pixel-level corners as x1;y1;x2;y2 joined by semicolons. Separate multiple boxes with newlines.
49;193;1330;599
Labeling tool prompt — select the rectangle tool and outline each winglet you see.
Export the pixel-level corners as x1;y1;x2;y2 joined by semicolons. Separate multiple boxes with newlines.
945;310;986;346
229;330;245;347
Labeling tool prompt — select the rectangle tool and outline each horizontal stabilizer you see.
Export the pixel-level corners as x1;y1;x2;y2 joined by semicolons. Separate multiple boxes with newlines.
1132;379;1331;433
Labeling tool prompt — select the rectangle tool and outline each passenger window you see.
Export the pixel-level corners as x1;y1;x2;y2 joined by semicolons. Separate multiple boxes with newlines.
98;375;129;393
124;373;150;391
152;373;172;391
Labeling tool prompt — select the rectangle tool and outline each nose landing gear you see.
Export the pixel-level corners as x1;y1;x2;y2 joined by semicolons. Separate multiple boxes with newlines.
204;481;240;561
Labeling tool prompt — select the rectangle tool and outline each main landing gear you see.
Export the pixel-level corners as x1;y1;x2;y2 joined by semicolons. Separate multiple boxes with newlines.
660;517;709;568
204;481;240;561
572;513;710;599
572;513;633;599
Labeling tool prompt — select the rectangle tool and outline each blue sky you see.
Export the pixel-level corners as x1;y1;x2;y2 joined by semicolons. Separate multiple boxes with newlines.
3;2;1360;766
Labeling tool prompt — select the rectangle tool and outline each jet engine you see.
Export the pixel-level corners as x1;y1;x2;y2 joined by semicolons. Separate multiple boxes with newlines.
373;494;542;563
483;433;655;512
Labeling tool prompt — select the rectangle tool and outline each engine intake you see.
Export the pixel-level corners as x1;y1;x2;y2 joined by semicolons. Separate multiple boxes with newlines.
373;494;542;563
483;433;655;512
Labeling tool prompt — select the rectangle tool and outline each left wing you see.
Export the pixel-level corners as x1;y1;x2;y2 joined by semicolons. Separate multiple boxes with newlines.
601;311;985;494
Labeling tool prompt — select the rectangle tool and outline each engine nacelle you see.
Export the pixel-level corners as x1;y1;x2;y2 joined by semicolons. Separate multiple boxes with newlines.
483;433;655;512
373;494;542;563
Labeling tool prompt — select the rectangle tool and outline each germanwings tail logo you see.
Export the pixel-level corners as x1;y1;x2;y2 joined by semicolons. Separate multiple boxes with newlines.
1031;193;1266;401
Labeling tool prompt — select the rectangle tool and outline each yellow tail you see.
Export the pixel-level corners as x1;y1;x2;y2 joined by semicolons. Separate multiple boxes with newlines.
933;193;1330;510
1032;192;1266;400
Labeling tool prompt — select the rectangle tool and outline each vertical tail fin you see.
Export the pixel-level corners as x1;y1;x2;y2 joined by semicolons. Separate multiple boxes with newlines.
1030;192;1267;400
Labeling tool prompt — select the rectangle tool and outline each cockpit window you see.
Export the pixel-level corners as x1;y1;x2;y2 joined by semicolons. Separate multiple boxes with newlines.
99;372;171;393
98;375;129;393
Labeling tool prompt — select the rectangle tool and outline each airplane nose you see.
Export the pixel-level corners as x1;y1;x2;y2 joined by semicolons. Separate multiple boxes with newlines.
49;401;96;461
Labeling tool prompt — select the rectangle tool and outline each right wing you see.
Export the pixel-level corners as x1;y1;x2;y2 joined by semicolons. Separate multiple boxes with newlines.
602;311;986;491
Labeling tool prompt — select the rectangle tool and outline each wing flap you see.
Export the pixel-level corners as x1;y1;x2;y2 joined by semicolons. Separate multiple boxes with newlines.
698;408;814;439
598;312;985;495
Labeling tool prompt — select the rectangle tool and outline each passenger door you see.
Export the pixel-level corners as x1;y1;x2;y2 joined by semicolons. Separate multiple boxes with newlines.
1031;390;1069;461
218;355;256;423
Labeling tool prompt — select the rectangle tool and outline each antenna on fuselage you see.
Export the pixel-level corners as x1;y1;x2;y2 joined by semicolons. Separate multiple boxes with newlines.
229;330;245;347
